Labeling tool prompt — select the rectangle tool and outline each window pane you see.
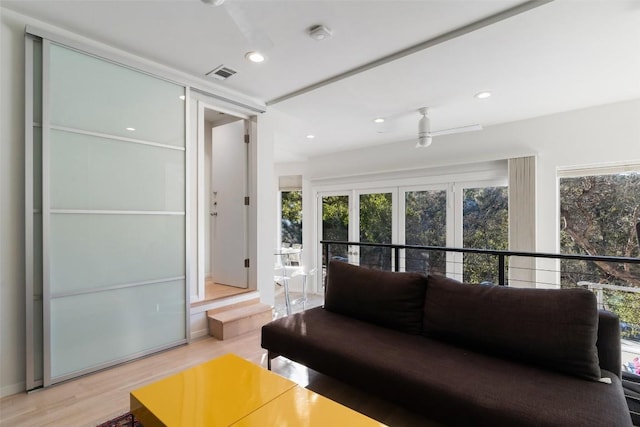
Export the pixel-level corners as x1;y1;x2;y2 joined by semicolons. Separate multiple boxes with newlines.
463;186;508;283
50;129;184;211
359;193;392;270
50;214;185;294
560;172;640;376
322;195;349;264
50;44;185;147
281;191;302;246
50;280;185;379
404;190;446;274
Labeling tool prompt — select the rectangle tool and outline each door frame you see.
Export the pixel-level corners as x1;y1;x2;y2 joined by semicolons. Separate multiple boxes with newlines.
195;101;249;301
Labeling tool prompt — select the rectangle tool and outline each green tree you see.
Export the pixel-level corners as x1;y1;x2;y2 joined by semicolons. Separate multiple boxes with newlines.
281;191;302;245
359;193;392;269
404;190;446;274
322;195;349;260
463;187;509;283
560;173;640;335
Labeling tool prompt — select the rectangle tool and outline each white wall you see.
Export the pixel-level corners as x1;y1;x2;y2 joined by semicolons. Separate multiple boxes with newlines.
1;9;27;398
204;121;213;276
253;114;276;306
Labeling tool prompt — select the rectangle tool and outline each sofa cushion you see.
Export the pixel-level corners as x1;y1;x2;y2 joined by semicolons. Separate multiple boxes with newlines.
423;274;602;381
324;260;427;334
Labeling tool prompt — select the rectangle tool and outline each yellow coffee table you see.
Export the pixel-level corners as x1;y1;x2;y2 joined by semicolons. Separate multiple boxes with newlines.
231;385;386;426
130;353;385;427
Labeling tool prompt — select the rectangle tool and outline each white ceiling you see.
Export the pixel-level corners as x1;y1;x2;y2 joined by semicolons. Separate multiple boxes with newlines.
2;0;640;162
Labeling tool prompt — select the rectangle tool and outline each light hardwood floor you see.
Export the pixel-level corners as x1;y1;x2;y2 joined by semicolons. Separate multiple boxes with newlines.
0;330;437;427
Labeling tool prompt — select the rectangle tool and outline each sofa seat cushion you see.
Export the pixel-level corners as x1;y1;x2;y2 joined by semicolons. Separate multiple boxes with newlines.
324;260;427;334
423;275;602;381
262;307;632;427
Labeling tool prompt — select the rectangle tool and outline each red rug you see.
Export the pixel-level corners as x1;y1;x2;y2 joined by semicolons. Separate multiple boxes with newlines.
96;412;143;427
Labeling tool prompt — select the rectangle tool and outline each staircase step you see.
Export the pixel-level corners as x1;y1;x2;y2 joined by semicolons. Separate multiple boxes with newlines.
207;302;273;340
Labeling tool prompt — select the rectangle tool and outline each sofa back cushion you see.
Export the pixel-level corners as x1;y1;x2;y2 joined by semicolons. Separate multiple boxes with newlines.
324;261;427;334
423;274;602;381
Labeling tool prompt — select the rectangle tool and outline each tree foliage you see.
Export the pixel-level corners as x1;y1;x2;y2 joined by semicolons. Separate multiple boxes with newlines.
358;193;392;269
322;195;349;259
462;187;509;283
560;173;640;334
281;191;302;245
404;190;446;274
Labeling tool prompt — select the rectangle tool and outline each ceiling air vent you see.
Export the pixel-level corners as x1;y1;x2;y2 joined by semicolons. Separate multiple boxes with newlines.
206;65;237;81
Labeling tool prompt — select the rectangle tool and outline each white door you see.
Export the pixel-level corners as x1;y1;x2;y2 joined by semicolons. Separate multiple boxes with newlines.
210;120;248;288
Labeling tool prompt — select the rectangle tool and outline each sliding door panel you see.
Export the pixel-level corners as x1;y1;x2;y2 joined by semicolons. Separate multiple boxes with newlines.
50;130;184;211
50;279;185;379
49;44;185;146
34;42;188;385
50;214;185;294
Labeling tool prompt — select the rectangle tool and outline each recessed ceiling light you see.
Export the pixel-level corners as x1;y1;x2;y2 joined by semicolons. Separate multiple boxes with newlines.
373;118;385;124
475;91;492;99
125;127;136;131
179;95;185;100
306;134;315;139
245;51;265;63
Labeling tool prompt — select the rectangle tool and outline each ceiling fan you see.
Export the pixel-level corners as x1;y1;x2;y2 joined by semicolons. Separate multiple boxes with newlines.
416;107;482;148
202;0;274;52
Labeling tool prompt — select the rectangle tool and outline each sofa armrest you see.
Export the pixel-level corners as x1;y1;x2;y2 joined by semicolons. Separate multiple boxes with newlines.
597;310;622;378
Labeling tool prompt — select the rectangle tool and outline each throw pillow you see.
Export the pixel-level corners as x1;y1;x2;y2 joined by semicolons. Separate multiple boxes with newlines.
423;274;602;381
324;260;428;334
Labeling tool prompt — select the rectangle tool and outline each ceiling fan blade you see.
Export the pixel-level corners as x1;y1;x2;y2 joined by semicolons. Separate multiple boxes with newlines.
431;124;483;137
224;2;274;51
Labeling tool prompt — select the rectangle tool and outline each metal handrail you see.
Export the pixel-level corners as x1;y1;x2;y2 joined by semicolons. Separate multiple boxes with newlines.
320;240;640;286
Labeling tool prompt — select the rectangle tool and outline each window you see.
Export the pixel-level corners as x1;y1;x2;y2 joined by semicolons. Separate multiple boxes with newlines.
559;168;640;376
462;186;509;283
281;190;302;247
315;176;508;279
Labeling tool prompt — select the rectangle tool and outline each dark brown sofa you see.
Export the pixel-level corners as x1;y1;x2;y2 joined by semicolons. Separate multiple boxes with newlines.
262;261;633;427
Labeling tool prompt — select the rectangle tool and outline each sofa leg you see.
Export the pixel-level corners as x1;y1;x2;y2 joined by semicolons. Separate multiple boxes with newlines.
267;351;279;371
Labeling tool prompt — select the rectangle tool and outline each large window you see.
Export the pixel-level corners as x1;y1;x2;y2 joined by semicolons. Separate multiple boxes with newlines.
560;169;640;376
315;176;508;280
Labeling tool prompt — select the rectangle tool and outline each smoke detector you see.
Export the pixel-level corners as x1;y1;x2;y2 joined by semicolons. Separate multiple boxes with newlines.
308;25;333;41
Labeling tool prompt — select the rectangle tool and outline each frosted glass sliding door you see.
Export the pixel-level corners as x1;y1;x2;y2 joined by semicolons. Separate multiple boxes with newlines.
28;39;188;387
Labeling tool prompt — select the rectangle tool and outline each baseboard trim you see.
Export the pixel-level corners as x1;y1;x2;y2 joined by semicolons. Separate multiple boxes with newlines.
190;328;209;340
1;381;25;398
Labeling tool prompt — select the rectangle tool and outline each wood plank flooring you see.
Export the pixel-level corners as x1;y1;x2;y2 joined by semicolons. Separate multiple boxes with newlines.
0;330;438;427
191;281;252;308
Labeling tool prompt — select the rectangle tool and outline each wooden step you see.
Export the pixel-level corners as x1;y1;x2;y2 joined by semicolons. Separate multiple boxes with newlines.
207;302;273;340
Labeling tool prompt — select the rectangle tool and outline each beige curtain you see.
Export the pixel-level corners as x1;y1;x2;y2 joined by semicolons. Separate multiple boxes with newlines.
508;156;536;287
